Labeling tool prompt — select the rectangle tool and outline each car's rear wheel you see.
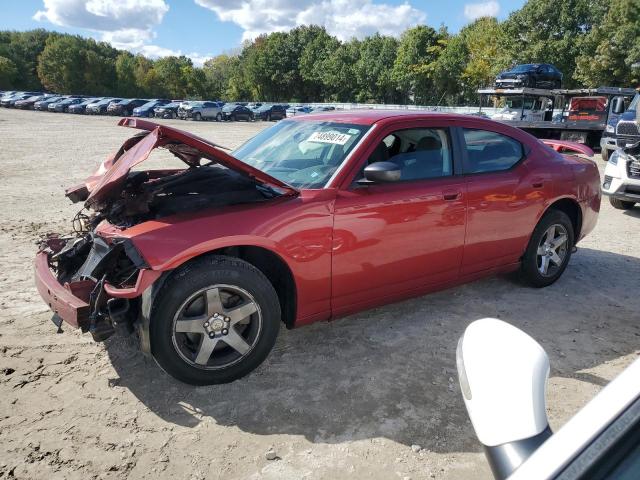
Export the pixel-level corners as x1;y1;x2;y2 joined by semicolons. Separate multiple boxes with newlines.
216;112;222;122
150;255;281;385
193;112;202;121
609;197;636;210
520;210;574;288
601;148;610;162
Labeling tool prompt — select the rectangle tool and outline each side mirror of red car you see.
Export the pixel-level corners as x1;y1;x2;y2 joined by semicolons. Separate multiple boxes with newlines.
360;161;401;184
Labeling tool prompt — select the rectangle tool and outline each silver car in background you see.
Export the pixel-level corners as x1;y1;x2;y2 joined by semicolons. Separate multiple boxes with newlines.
177;101;223;121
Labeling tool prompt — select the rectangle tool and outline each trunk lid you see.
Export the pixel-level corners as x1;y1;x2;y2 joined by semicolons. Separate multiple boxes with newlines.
80;118;298;207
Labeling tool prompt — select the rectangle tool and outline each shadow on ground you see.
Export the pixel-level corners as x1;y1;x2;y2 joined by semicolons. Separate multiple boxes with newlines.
104;247;640;453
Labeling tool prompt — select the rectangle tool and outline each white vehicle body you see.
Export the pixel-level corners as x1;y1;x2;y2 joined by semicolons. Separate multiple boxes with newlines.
490;97;548;122
602;148;640;207
457;318;640;480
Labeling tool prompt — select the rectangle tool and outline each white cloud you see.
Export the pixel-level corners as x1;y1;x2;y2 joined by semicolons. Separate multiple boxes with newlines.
195;0;427;41
463;0;500;21
34;0;169;41
33;0;210;65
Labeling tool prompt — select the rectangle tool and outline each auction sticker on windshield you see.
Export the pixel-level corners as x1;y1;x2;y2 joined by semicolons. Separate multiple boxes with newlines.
307;131;352;145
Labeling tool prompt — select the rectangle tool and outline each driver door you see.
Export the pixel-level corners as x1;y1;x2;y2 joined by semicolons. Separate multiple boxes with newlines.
331;122;467;317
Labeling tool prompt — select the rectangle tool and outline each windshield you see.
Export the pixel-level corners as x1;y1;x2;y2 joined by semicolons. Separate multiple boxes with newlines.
503;97;535;110
512;64;534;73
232;120;369;188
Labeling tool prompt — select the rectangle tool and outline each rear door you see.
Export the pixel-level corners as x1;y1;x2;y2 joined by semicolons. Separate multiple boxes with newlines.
203;102;215;118
458;127;551;275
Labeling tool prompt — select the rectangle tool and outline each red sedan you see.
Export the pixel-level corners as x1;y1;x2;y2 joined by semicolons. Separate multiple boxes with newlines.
35;112;601;385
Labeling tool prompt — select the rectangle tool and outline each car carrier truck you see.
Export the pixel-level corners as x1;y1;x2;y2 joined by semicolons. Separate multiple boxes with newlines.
477;86;635;152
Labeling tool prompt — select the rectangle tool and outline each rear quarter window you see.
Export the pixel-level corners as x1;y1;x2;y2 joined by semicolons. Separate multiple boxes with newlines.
462;129;525;174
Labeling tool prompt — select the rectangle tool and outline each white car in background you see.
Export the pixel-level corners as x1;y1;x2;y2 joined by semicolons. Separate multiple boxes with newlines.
490;97;550;122
457;318;640;480
602;145;640;210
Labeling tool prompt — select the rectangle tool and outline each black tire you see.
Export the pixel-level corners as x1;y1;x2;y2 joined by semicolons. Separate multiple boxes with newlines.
609;197;636;210
150;255;281;385
170;111;176;119
266;113;271;122
216;112;222;122
193;112;202;121
554;80;562;89
520;210;574;288
601;148;610;162
231;114;236;121
123;109;131;117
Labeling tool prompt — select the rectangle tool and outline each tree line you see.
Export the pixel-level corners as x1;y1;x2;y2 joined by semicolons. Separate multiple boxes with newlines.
0;0;638;106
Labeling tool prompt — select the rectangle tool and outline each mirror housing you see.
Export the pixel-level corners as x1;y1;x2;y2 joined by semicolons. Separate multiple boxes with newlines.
360;161;401;184
457;319;551;479
611;96;626;115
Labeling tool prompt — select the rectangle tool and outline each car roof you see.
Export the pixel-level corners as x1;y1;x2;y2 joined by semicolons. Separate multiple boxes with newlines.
285;109;485;126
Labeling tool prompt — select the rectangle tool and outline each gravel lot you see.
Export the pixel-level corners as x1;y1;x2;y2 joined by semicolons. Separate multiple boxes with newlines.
0;108;638;480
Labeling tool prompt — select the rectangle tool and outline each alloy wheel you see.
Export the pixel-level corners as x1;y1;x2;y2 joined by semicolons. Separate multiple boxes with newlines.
171;285;262;369
536;224;568;277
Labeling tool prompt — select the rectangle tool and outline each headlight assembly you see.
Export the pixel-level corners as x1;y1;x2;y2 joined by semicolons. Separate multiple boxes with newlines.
605;124;615;133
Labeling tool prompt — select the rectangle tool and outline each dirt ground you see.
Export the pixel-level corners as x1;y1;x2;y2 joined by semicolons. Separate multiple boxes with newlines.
0;108;638;480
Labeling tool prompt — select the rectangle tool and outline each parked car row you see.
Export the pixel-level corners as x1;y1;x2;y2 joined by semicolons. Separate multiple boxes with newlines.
0;91;316;123
1;91;339;121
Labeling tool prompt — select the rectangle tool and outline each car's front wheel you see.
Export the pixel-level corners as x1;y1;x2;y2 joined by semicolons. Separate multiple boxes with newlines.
609;197;636;210
150;256;281;385
216;113;222;122
520;210;574;288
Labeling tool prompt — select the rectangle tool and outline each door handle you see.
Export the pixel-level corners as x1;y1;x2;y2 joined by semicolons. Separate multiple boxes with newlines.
443;190;461;201
531;178;545;189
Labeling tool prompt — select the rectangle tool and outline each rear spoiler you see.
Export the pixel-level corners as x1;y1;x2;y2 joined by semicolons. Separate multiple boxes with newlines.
540;139;594;157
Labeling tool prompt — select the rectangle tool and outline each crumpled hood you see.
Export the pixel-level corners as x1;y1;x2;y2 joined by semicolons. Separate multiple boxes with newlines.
71;118;298;208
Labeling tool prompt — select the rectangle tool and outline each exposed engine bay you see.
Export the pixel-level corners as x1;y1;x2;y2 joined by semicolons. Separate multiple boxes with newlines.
67;134;279;229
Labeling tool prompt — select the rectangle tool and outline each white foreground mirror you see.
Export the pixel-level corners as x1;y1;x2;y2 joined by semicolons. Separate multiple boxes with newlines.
457;318;551;479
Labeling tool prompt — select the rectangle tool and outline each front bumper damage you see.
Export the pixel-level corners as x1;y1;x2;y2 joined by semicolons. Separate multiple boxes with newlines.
35;234;160;342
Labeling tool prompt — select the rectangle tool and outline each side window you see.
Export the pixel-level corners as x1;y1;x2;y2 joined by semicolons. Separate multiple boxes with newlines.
362;128;453;182
462;129;524;174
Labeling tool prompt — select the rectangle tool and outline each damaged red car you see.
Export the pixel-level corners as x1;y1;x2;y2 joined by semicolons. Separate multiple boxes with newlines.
35;112;600;385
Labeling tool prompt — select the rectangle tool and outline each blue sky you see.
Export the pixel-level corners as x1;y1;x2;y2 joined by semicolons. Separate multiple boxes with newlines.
4;0;526;65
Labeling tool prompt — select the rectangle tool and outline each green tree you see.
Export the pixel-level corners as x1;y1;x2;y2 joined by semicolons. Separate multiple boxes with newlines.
115;51;139;97
431;29;467;105
502;0;609;87
82;40;117;95
5;29;51;90
152;56;193;98
0;56;18;88
575;0;640;86
37;35;85;93
299;28;338;101
460;17;510;98
202;54;235;99
392;25;442;104
355;34;399;103
318;40;360;102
